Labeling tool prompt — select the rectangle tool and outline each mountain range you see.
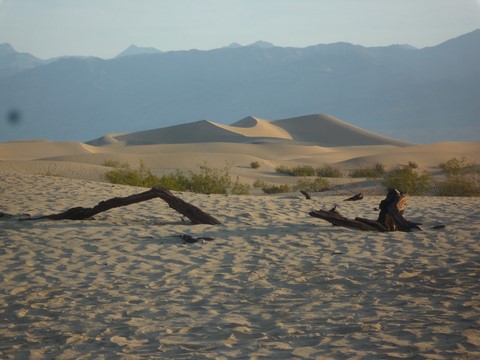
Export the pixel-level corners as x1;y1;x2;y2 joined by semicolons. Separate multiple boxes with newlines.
1;30;479;143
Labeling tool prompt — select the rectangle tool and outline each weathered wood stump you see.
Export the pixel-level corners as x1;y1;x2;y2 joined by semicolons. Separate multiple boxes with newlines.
35;186;221;225
309;188;421;232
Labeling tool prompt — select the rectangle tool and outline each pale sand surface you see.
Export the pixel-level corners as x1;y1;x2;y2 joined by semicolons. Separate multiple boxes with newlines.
1;140;479;187
1;172;479;359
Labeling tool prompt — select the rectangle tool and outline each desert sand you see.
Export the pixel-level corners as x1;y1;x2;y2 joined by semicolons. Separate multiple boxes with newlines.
1;115;479;358
1;172;479;359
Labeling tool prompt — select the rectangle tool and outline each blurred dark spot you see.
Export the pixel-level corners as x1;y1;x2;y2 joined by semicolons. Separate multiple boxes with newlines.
6;109;22;126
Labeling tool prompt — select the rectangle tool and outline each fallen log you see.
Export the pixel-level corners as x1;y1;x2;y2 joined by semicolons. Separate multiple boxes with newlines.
33;186;221;225
344;193;363;201
309;207;377;231
300;190;311;200
309;188;421;232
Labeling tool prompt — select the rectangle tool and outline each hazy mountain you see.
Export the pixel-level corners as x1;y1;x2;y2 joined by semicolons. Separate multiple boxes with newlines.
0;43;46;78
1;30;479;143
247;40;275;48
115;44;162;58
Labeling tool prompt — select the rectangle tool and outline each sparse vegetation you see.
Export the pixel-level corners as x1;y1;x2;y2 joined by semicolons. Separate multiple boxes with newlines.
261;184;291;194
434;157;479;196
103;159;122;168
275;164;316;177
294;177;330;192
253;179;267;188
230;177;251;195
250;161;260;169
105;161;161;188
382;165;431;195
349;163;386;178
316;165;343;178
105;161;251;195
407;161;418;169
438;157;475;176
276;164;344;178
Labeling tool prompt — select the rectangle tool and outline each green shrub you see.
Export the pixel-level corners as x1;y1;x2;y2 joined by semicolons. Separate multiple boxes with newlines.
381;166;431;195
294;177;330;192
230;177;251;195
407;161;418;169
439;157;476;176
350;163;385;178
250;161;260;169
105;161;161;188
275;164;316;176
103;160;122;168
156;170;189;191
261;184;291;194
185;163;231;194
433;175;480;196
253;179;266;188
316;165;343;178
434;157;479;196
105;161;250;195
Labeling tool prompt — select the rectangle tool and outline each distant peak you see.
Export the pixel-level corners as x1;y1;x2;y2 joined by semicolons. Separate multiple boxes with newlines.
224;42;243;48
115;44;162;58
0;43;15;55
247;40;275;48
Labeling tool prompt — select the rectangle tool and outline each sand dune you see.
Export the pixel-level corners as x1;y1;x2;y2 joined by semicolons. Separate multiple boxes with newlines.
273;114;410;147
87;114;410;147
0;114;478;187
0;140;97;161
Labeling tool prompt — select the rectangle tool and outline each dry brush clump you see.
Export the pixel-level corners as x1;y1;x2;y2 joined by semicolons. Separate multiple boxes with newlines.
381;165;431;195
275;164;343;178
105;161;251;195
433;157;479;196
349;163;386;178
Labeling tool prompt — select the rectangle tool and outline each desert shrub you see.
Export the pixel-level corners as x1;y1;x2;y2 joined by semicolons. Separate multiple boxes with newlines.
350;163;386;178
103;160;122;168
185;163;231;194
316;165;343;178
439;157;476;176
275;164;316;176
261;184;291;194
382;166;431;195
434;157;479;196
250;161;260;169
433;175;480;196
105;161;161;188
230;177;251;195
294;177;330;192
253;179;266;188
407;161;418;169
106;161;250;195
156;170;189;191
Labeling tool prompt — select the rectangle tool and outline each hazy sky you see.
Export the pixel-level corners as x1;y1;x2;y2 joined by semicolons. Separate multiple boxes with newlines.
1;0;479;59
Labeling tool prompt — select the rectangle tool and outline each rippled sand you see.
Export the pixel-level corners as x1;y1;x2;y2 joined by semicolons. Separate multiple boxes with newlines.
1;173;479;359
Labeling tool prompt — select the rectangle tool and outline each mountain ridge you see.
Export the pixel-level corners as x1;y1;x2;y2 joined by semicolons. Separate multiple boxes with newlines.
1;29;479;143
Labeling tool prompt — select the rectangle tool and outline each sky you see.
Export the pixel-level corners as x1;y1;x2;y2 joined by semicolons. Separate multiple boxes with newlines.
0;0;479;59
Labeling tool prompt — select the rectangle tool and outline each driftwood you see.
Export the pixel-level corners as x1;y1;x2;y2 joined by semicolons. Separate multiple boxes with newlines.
344;193;363;201
300;190;311;200
35;186;221;225
309;206;378;231
309;189;421;232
